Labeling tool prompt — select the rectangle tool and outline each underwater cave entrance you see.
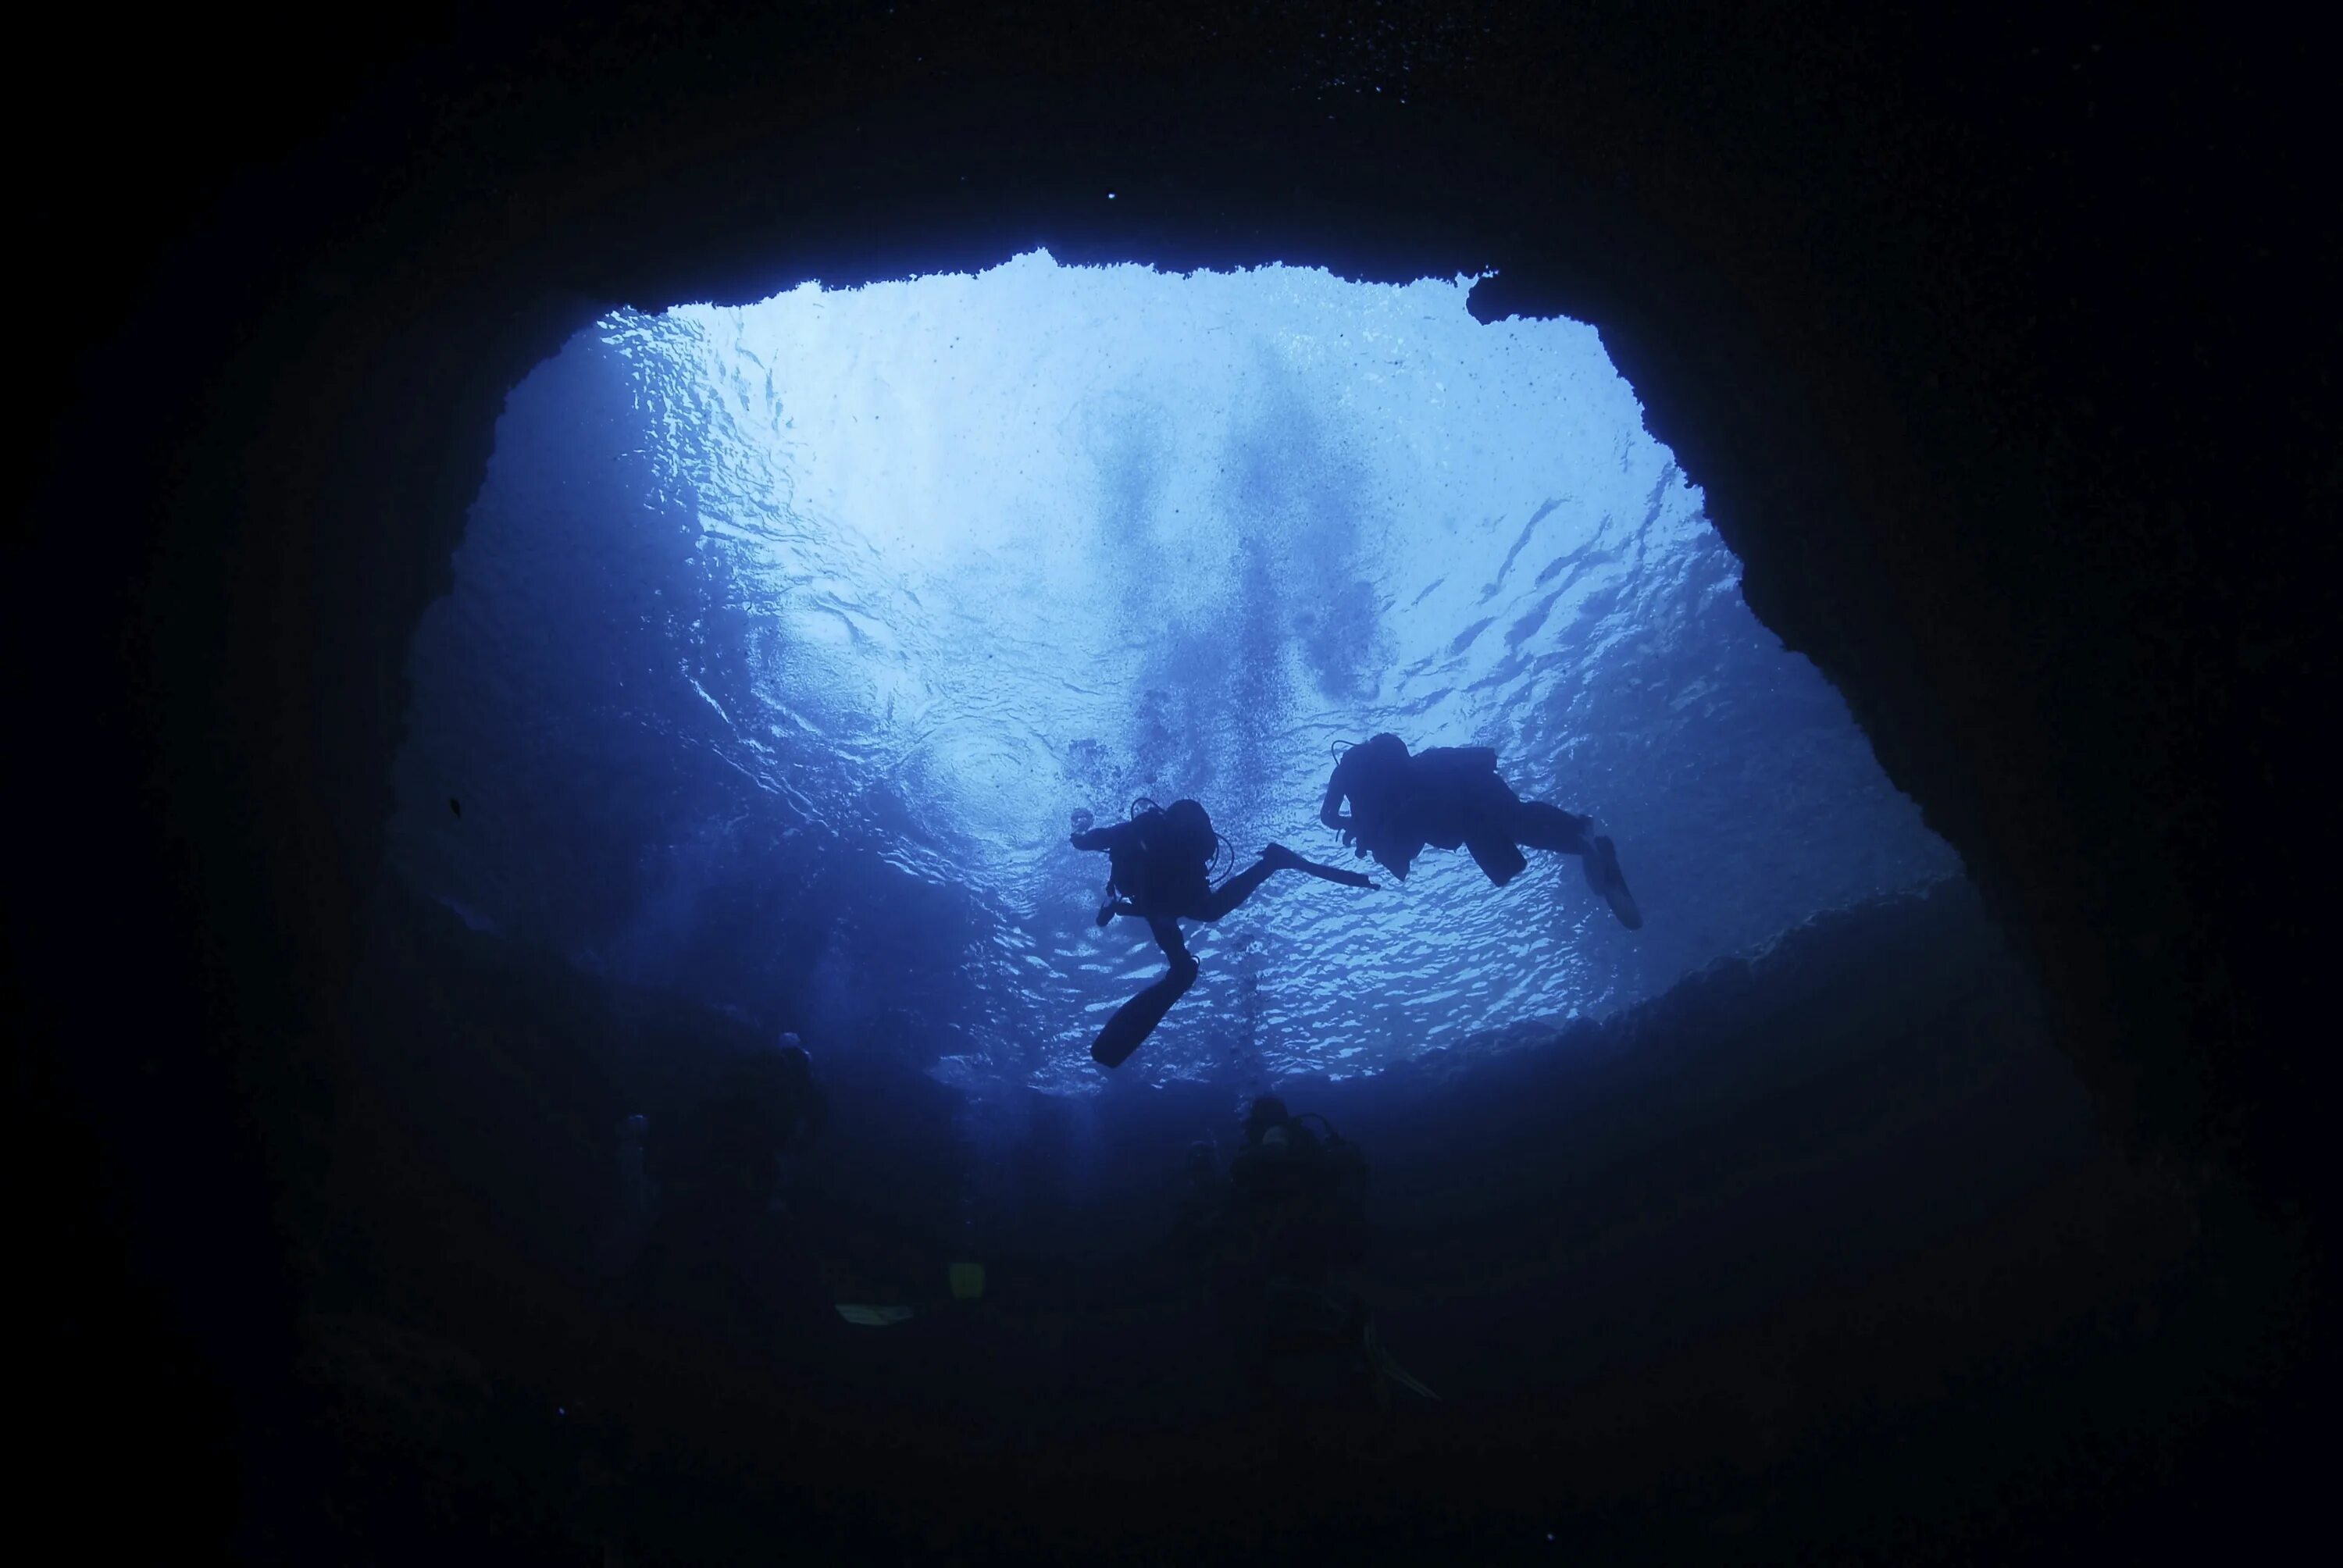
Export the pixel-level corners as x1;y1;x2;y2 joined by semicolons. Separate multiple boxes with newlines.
391;250;1959;1095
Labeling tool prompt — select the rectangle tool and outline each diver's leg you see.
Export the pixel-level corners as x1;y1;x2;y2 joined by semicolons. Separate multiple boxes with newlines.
1510;800;1594;855
1195;853;1285;920
1089;918;1201;1068
1464;834;1530;886
1196;847;1375;921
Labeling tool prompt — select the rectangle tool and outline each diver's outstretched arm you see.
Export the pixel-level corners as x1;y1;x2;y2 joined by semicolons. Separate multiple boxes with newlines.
1279;850;1376;892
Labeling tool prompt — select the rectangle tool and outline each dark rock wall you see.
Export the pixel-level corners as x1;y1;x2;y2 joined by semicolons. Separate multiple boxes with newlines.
13;1;2332;1558
282;875;2301;1563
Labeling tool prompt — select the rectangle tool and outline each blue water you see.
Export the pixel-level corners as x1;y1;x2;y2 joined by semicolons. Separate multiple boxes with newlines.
390;252;1959;1098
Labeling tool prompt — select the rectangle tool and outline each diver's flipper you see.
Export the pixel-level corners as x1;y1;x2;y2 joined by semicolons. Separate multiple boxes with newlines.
1584;835;1642;929
1378;1356;1441;1402
1090;978;1186;1068
1271;846;1376;890
1363;1320;1440;1401
835;1303;915;1327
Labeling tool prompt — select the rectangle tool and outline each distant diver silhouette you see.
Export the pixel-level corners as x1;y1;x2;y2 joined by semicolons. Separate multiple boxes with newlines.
1212;1096;1438;1409
1319;733;1642;928
1072;798;1374;1068
621;1033;827;1340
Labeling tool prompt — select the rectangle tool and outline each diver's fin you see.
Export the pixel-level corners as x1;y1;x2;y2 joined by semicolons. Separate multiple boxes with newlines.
1090;985;1181;1068
1268;844;1376;889
835;1303;915;1327
1078;960;1190;1068
1379;1357;1441;1401
1364;1323;1441;1400
1584;835;1642;929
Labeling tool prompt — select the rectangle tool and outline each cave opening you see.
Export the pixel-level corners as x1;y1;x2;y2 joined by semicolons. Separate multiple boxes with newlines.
390;250;1959;1100
15;2;2327;1557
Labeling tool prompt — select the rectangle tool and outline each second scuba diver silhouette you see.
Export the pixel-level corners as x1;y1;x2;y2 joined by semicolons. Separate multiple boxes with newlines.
1072;798;1375;1068
1318;732;1642;928
1213;1096;1438;1409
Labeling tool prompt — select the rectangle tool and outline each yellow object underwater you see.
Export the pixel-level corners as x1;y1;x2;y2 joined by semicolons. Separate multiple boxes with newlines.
948;1262;986;1300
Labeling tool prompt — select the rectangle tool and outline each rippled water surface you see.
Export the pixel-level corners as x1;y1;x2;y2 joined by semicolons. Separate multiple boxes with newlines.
391;253;1959;1092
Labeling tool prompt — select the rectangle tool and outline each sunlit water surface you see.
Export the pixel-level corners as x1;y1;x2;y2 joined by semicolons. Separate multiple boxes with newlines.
390;252;1959;1095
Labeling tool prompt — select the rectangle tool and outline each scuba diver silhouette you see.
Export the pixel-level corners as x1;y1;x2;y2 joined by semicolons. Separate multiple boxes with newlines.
1211;1096;1437;1409
619;1032;829;1341
1319;733;1642;928
1071;798;1374;1067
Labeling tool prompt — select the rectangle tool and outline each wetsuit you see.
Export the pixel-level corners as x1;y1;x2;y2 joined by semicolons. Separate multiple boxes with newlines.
629;1047;826;1338
1320;732;1594;887
1072;804;1370;1067
1216;1116;1382;1402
